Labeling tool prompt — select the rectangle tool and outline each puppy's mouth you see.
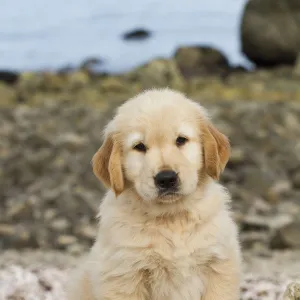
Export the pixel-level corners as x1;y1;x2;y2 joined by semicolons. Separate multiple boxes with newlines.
156;189;182;204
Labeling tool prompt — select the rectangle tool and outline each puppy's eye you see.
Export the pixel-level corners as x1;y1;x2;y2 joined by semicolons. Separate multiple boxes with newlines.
133;143;147;152
176;136;188;146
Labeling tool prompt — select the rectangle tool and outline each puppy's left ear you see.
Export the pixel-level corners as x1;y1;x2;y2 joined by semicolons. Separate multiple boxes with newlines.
202;121;230;180
92;133;124;196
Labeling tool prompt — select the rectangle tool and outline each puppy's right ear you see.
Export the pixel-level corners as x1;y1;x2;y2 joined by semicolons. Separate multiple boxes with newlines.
92;132;124;196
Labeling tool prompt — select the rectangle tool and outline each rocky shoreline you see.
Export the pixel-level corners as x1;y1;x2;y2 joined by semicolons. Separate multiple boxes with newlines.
1;54;300;109
1;97;300;254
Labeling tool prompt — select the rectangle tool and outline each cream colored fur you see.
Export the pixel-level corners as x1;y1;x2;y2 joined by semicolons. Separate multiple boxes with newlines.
66;88;242;300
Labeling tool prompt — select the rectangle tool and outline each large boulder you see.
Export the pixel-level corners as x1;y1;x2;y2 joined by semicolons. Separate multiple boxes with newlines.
174;46;229;78
241;0;300;67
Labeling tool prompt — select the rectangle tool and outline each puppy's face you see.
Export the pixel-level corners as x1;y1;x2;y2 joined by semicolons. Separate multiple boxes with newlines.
93;90;230;204
122;115;201;203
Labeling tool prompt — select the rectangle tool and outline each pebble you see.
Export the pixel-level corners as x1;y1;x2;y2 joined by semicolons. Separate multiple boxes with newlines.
271;222;300;249
266;180;292;203
0;224;15;236
77;225;97;240
50;219;70;232
292;171;300;189
56;235;77;247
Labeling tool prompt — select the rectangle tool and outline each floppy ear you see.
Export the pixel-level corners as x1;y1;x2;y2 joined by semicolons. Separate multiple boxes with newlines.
92;133;124;196
202;121;230;180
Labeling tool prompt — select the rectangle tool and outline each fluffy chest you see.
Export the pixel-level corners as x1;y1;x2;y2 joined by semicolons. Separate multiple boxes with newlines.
106;214;221;267
144;216;219;261
98;212;225;300
142;220;215;300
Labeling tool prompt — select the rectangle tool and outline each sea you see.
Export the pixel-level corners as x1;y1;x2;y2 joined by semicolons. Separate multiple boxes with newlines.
0;0;249;73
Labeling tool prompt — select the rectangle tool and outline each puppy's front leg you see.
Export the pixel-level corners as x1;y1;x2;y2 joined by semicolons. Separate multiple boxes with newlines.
202;257;241;300
92;269;149;300
67;264;149;300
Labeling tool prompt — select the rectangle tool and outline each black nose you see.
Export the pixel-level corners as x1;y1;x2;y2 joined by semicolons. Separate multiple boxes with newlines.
154;170;178;190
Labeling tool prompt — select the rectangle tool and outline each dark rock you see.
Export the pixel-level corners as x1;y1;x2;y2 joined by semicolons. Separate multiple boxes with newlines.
241;0;300;67
122;28;152;41
57;64;75;74
270;221;300;249
80;57;103;74
240;231;270;249
0;70;19;85
292;170;300;188
174;46;229;78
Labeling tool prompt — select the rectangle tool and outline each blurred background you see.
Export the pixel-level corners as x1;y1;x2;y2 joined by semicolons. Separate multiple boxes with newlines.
0;0;300;299
1;0;249;72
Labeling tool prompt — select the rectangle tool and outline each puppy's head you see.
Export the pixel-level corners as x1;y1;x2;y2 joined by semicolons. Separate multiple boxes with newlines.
92;89;230;203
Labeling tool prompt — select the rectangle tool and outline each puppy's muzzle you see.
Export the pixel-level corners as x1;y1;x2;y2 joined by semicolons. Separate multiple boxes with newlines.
154;170;179;191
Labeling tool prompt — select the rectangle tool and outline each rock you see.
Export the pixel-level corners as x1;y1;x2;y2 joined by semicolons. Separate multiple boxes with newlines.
241;0;300;66
0;70;19;85
122;28;152;41
265;180;292;203
0;224;35;248
56;133;88;151
44;209;57;221
50;218;70;232
67;243;86;254
40;73;67;91
99;76;128;93
292;170;300;188
0;224;16;236
6;201;28;219
241;215;270;231
17;72;42;92
17;72;67;93
239;167;275;198
58;64;75;74
126;58;185;90
0;83;16;105
76;225;96;240
270;221;300;249
229;148;246;165
80;57;103;73
56;235;77;247
67;71;90;90
294;54;300;75
174;46;229;78
283;282;300;300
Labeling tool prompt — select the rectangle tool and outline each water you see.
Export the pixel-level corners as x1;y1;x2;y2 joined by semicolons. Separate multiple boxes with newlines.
0;0;249;73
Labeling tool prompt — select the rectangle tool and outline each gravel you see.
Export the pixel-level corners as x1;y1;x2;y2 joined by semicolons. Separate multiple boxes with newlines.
1;100;300;253
0;250;300;300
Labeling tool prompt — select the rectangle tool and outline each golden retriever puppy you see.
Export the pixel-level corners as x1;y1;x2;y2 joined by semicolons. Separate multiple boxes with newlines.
66;88;242;300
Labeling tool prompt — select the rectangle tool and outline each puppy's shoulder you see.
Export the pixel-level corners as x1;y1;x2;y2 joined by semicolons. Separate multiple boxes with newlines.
205;182;241;260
